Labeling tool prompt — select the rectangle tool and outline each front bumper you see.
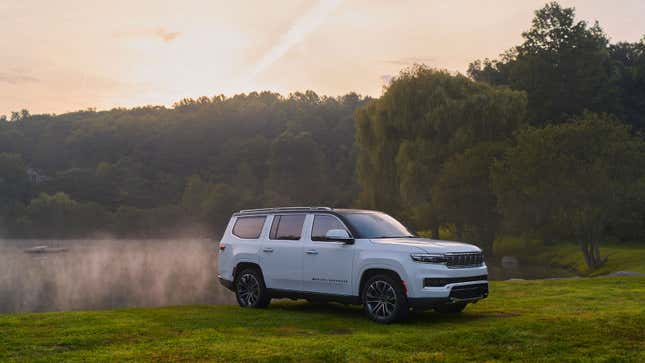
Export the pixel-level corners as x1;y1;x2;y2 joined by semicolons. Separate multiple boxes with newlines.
405;262;488;298
405;262;488;301
408;283;489;309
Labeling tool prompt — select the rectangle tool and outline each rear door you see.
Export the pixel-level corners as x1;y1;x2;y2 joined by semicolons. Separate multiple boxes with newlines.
302;214;355;295
259;214;306;291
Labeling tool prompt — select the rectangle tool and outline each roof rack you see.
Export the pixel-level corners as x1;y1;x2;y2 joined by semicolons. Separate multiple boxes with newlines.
237;206;333;214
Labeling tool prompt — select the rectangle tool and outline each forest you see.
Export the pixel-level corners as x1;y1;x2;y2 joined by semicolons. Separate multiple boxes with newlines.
1;2;644;269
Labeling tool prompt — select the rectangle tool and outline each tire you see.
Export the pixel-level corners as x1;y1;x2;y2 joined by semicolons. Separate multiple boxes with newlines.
435;302;467;314
361;274;409;323
235;268;271;308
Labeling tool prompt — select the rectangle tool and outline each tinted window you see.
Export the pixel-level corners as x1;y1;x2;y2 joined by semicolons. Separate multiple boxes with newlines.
232;216;266;239
340;212;414;239
312;214;348;241
270;214;305;240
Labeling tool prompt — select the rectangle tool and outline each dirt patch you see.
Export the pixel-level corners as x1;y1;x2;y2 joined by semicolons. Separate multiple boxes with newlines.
275;326;313;336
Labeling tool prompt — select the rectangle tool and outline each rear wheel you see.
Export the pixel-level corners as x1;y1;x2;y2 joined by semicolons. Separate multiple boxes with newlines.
235;268;270;308
361;274;408;323
435;302;467;314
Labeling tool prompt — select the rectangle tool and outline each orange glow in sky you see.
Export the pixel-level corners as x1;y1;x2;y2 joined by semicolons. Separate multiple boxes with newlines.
1;0;644;115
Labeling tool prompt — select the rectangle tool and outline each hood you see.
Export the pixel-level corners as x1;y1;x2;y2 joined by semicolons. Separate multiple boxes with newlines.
369;237;481;254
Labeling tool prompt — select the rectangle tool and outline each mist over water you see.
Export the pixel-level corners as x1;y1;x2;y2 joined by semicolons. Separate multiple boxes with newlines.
0;239;236;314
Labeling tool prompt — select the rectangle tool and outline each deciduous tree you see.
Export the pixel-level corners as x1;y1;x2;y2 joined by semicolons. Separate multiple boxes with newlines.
492;113;645;268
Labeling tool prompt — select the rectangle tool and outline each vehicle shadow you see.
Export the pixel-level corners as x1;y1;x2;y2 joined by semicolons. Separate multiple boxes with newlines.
269;300;517;325
270;300;363;319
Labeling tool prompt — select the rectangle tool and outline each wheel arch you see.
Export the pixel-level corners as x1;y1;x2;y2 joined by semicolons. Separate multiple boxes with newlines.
358;268;406;298
233;261;264;283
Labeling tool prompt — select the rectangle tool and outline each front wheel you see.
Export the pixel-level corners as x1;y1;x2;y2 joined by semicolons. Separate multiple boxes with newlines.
361;274;409;323
235;268;270;308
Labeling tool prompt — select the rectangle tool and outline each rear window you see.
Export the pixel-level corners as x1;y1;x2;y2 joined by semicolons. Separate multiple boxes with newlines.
270;214;305;240
232;216;266;239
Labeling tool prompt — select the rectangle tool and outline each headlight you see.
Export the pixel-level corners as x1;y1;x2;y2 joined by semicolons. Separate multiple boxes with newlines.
410;253;447;264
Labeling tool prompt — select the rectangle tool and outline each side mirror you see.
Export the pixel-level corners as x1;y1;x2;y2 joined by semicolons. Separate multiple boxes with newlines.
325;229;354;244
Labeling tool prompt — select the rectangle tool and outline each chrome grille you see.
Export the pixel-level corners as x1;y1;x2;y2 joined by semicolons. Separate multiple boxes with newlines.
445;252;483;268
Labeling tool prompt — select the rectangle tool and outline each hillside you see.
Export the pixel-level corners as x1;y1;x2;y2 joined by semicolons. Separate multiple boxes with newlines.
1;277;643;362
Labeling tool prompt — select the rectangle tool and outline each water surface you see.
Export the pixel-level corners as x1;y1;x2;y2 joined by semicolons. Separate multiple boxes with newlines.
0;239;235;314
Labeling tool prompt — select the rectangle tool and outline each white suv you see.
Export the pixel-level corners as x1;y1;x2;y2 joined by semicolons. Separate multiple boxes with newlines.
217;207;488;323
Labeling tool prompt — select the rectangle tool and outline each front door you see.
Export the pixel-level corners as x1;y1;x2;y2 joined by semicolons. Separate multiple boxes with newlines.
259;214;305;291
302;214;355;295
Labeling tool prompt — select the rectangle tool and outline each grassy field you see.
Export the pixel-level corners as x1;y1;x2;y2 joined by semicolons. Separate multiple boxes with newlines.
539;243;645;276
492;239;645;277
1;277;643;362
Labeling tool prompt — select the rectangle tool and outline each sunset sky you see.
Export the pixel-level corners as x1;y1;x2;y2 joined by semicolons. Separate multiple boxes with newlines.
1;0;644;116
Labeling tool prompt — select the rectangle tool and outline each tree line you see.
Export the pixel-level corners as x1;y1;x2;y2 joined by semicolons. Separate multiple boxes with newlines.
1;2;643;268
356;3;645;268
0;92;366;237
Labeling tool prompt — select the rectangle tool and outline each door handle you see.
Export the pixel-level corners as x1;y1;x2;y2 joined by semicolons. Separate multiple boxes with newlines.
305;250;318;255
262;247;274;253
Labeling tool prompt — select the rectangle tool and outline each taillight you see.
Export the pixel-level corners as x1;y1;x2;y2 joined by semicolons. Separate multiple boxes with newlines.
219;244;226;251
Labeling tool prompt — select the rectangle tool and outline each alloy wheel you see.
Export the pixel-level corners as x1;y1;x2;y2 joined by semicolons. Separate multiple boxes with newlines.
237;273;260;307
365;280;398;320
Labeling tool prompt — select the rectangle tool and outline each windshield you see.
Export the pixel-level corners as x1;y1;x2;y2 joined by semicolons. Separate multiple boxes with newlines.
341;212;414;239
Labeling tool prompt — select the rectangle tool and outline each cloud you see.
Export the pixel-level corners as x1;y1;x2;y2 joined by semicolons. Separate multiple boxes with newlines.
115;27;181;43
248;0;344;79
154;27;181;43
0;72;39;85
382;56;436;66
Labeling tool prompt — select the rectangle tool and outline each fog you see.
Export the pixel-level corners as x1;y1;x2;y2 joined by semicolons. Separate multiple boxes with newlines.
0;239;236;314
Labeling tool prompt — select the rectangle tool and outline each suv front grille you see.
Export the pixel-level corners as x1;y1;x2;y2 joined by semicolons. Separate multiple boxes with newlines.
445;252;484;268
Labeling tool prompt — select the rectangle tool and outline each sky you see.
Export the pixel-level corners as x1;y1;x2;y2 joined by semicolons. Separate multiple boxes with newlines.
1;0;644;116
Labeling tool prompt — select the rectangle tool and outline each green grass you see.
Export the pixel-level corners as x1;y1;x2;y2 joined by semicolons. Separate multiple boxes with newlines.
540;243;645;276
1;277;644;362
493;238;645;276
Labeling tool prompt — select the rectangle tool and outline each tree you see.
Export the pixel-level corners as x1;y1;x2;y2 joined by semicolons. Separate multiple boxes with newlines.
201;183;240;233
0;153;30;213
0;91;366;237
492;113;645;268
181;175;242;234
432;142;507;254
265;131;326;205
468;2;620;126
19;192;109;238
609;38;645;131
355;66;526;247
181;175;211;218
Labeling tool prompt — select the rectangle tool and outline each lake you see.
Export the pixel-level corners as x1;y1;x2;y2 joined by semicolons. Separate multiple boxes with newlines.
0;239;236;314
